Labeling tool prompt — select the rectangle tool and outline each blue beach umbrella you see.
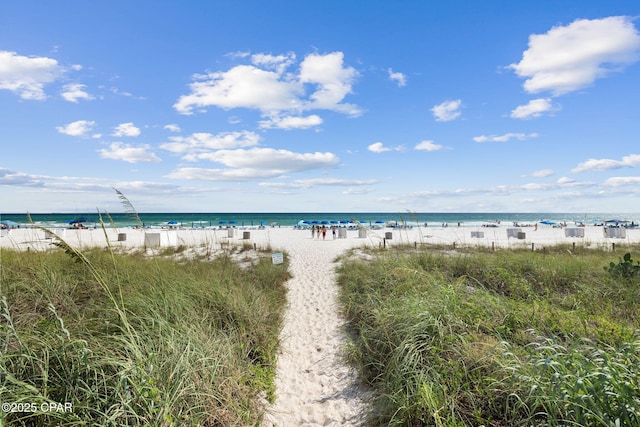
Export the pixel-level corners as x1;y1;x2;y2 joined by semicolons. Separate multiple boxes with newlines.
605;219;627;224
218;220;227;225
0;220;19;227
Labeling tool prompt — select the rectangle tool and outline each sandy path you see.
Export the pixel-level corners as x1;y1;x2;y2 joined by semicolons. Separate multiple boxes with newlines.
261;234;371;426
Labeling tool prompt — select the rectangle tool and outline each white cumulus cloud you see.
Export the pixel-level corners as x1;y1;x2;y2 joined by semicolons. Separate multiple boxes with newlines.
368;142;404;153
112;123;141;137
161;131;260;155
572;154;640;172
174;51;360;118
415;140;444;152
164;124;181;132
511;98;556;119
604;176;640;186
0;50;65;100
61;83;94;103
56;120;96;137
509;16;640;96
99;142;161;163
431;100;462;122
388;68;407;87
258;114;323;130
165;148;339;181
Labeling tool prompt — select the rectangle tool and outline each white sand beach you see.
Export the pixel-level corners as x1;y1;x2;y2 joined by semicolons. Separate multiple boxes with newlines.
2;223;639;425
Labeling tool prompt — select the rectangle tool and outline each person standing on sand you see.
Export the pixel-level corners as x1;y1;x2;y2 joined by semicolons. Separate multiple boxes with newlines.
332;226;336;239
311;226;316;239
322;225;327;240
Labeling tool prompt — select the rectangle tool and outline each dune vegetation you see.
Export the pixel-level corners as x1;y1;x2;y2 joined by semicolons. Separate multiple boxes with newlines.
0;241;289;426
337;245;640;426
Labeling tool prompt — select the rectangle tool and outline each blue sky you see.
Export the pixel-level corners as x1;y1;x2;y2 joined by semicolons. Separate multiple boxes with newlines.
1;1;640;213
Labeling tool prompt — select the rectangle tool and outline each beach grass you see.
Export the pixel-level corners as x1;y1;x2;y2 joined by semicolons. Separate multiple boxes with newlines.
0;242;289;426
337;245;640;426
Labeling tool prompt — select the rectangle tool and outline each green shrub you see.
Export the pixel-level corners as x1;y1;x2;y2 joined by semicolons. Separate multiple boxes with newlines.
0;246;289;426
338;247;640;426
606;252;640;279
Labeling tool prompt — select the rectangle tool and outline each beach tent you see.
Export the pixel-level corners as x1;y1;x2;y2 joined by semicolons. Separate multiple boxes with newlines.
65;217;90;224
605;219;628;225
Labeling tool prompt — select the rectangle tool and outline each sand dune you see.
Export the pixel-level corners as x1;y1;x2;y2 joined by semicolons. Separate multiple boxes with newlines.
2;224;638;425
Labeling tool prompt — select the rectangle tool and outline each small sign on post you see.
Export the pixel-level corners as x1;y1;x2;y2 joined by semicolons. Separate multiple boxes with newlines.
271;253;284;265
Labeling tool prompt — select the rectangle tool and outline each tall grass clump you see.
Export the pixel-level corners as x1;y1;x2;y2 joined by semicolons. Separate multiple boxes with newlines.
0;240;289;426
337;248;640;426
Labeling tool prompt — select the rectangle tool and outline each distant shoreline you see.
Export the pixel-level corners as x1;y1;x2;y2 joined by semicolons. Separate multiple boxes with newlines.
2;212;639;229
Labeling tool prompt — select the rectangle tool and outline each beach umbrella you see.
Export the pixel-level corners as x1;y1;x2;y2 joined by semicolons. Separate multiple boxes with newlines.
0;220;19;227
321;220;329;224
375;220;385;224
70;217;89;224
167;221;178;225
218;220;227;225
539;220;556;225
330;220;339;224
229;220;237;225
339;220;350;224
311;220;320;224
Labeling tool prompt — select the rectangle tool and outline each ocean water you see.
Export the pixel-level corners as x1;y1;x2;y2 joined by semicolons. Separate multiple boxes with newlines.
1;212;638;229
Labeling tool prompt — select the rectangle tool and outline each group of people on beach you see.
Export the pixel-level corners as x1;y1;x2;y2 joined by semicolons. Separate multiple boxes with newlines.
310;225;337;240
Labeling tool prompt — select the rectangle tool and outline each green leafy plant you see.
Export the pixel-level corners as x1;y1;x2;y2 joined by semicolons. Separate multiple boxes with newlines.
606;252;640;279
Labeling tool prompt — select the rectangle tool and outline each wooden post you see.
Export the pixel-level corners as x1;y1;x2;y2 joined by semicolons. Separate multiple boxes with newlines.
492;242;495;251
453;242;456;249
414;241;417;249
572;242;576;250
531;243;535;251
612;242;615;252
383;238;386;248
